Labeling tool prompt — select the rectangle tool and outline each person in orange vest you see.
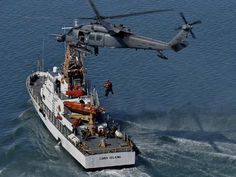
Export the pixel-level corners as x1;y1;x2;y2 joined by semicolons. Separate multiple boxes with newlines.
104;80;114;97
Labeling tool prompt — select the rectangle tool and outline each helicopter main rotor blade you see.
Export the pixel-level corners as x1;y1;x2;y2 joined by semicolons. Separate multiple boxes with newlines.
190;20;202;26
180;12;188;24
79;17;95;20
101;21;121;34
79;9;173;21
87;0;101;17
49;33;62;37
190;30;196;39
103;9;173;20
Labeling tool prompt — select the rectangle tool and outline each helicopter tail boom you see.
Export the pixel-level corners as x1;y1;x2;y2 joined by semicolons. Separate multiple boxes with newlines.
168;13;201;52
168;28;189;52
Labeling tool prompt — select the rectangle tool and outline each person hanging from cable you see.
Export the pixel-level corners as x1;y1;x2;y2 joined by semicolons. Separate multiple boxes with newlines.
104;80;114;97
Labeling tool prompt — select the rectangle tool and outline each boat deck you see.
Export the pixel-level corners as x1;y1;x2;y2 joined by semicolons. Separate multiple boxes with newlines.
27;73;134;156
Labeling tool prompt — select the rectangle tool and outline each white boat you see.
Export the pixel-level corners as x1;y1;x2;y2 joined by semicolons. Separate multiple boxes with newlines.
26;45;138;169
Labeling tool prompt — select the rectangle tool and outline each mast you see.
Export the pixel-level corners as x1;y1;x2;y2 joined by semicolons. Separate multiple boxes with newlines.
63;44;86;89
36;39;45;72
42;39;45;72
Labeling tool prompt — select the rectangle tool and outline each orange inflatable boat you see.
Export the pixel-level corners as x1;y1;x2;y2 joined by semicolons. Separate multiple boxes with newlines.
64;101;96;115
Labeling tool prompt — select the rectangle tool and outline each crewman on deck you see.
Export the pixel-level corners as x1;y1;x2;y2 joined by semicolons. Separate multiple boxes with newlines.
55;79;61;93
104;80;114;97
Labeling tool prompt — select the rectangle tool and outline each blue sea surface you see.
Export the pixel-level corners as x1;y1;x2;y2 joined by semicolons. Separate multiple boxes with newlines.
1;0;236;176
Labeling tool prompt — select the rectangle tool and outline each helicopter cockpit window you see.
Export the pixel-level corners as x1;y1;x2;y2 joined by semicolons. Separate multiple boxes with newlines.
89;34;95;41
96;35;102;41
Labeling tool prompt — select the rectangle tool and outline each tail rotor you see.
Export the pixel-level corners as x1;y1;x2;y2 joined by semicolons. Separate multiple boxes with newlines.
176;12;202;39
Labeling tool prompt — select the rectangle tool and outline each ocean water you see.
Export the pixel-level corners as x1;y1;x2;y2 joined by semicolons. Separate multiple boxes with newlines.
1;0;236;176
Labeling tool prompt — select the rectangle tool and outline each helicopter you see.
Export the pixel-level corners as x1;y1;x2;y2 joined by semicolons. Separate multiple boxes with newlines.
54;0;201;59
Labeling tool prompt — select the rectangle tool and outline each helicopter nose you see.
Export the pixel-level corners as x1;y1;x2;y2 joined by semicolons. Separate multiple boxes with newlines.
57;35;66;42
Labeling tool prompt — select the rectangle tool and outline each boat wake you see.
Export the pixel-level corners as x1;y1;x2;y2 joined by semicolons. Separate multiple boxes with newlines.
116;107;236;176
17;107;34;120
87;167;151;177
0;168;6;175
3;102;236;177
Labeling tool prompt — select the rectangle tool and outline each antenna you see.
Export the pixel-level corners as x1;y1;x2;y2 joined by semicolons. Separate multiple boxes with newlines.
42;39;45;72
37;56;41;72
36;39;45;72
74;19;79;27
